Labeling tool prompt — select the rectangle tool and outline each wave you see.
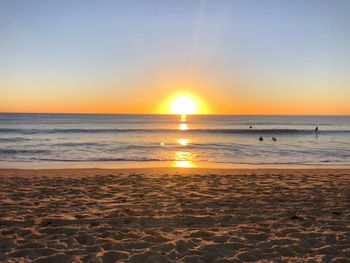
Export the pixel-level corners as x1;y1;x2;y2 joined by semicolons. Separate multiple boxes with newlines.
1;128;349;135
0;137;30;143
2;156;349;165
30;157;168;162
0;149;50;154
52;142;108;147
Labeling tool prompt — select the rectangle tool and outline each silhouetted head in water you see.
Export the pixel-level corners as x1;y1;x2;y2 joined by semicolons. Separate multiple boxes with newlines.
315;126;319;132
272;137;277;141
259;136;263;141
249;126;252;129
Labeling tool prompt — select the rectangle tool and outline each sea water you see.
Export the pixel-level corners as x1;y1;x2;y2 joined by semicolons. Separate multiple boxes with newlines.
0;113;349;168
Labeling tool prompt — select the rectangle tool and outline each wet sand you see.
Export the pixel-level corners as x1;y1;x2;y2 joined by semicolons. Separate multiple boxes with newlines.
0;168;349;262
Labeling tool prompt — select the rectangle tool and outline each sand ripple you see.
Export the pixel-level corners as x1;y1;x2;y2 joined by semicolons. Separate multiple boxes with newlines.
0;169;349;262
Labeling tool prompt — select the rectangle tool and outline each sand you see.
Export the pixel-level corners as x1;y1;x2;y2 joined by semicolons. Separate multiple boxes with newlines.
0;168;349;263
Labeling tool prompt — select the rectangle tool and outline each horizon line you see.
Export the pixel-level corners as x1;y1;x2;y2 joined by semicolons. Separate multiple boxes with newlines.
0;111;349;117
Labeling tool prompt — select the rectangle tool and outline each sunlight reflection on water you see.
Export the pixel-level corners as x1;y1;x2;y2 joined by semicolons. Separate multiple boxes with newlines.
179;123;188;130
177;138;190;146
173;115;195;167
172;160;195;168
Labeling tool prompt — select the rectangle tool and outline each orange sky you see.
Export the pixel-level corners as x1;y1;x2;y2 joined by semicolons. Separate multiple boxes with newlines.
1;87;348;115
1;73;349;115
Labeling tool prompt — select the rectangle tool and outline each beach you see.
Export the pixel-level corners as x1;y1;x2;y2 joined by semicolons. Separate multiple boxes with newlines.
0;168;349;262
3;0;350;261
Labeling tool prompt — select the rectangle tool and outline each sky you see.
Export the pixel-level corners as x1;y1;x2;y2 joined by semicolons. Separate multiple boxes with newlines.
1;0;349;114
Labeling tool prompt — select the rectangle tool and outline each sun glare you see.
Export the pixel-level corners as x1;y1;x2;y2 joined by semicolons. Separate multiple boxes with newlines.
172;151;195;168
179;123;188;130
158;91;209;115
171;96;197;115
178;138;190;146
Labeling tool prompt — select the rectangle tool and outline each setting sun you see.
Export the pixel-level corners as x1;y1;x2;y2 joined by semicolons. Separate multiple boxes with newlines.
158;91;209;114
171;96;197;115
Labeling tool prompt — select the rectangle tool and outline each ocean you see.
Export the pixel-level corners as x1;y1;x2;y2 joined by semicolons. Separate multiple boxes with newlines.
0;113;349;168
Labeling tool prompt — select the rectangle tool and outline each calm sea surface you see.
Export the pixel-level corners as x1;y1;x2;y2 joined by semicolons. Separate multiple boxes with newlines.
0;113;349;168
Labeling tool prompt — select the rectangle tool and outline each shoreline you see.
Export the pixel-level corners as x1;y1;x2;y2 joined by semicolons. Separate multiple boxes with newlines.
1;162;350;171
1;167;350;177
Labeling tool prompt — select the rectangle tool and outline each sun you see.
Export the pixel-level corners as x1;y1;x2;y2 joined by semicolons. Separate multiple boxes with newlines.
171;96;197;115
158;91;209;115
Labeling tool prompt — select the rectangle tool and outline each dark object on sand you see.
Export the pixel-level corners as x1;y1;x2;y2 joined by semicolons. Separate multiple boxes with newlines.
259;136;263;141
332;211;341;216
291;215;304;221
315;126;319;132
272;137;277;141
